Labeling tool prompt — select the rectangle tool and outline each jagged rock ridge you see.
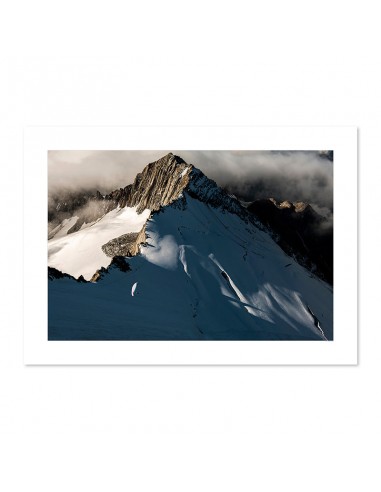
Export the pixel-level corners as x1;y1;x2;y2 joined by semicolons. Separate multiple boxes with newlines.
101;225;147;258
90;256;131;283
48;266;86;283
95;154;254;262
48;152;252;241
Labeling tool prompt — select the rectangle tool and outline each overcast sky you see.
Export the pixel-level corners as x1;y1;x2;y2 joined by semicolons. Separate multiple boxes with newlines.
48;150;333;213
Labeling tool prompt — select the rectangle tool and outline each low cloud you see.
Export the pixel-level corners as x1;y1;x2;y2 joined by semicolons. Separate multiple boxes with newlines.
49;150;333;213
177;150;333;212
48;150;167;194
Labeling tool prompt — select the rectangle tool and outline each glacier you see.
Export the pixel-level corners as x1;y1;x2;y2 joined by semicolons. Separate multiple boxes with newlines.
48;192;333;340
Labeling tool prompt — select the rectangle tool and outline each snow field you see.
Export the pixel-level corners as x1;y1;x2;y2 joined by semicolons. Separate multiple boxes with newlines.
49;194;333;340
48;206;150;280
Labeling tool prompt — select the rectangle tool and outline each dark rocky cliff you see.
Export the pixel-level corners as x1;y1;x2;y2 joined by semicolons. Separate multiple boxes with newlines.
90;256;131;283
247;198;333;284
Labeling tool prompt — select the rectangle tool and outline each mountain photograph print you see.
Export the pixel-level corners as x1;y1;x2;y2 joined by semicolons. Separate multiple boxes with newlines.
48;150;333;341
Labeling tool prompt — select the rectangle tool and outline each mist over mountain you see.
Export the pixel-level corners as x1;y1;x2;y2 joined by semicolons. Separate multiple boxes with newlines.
49;150;333;213
48;152;333;341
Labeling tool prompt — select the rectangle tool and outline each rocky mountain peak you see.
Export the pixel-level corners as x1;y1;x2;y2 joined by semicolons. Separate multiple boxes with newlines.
48;266;87;283
127;153;193;213
154;152;187;166
48;153;250;241
126;153;248;219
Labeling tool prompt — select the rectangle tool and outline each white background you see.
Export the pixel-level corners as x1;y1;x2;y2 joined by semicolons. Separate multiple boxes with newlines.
24;126;357;365
1;1;379;491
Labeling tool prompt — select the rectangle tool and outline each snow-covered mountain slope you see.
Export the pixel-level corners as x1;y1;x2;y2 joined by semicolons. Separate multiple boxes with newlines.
48;216;79;239
48;153;193;241
48;206;150;280
49;191;333;341
47;152;249;280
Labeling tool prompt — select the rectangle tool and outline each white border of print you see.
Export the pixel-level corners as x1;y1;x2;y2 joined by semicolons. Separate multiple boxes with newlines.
24;126;357;365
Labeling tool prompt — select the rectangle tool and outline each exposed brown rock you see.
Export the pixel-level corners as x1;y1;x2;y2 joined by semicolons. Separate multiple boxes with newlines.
279;200;293;209
127;153;192;213
101;224;147;258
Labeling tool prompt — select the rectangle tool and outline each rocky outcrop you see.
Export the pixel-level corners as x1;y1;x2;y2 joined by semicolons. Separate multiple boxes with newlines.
186;167;247;219
90;256;131;283
126;153;192;213
101;224;147;258
91;153;192;215
124;153;248;219
48;266;87;282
